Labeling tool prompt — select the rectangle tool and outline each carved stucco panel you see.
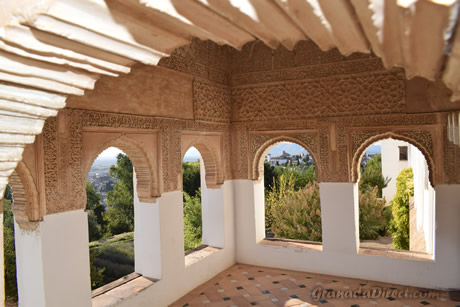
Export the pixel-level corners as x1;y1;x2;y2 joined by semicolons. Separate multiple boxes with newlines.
232;70;405;122
193;80;231;123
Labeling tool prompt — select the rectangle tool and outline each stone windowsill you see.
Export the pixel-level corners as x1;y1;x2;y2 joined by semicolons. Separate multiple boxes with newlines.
258;238;323;251
185;245;221;267
91;272;157;307
358;246;434;262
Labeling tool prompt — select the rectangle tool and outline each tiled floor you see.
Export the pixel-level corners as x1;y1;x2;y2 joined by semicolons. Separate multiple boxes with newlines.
171;264;458;307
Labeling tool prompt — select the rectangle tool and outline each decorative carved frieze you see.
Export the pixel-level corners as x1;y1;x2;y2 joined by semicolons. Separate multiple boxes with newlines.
232;70;406;122
193;80;231;123
158;39;229;85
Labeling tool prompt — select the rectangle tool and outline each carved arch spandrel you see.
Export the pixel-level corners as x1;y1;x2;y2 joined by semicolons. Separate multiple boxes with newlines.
350;131;438;187
181;133;224;189
250;132;321;182
85;135;160;203
9;162;42;230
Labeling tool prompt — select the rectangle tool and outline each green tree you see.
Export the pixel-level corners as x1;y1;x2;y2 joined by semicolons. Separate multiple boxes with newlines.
389;168;413;250
4;184;12;201
275;164;316;191
86;181;105;240
182;161;201;197
359;155;390;198
264;162;279;194
105;154;134;236
3;195;17;299
183;190;202;251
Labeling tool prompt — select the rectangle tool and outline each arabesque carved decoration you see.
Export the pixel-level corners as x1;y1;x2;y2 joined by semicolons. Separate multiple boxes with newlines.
9;162;41;230
232;70;405;122
193;80;231;123
38;39;459;216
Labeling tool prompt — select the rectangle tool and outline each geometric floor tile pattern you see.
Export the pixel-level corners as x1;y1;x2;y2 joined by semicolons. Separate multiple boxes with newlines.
171;264;458;307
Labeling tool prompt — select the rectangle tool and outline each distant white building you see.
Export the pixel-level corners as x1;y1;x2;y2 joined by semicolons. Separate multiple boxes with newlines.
381;139;435;254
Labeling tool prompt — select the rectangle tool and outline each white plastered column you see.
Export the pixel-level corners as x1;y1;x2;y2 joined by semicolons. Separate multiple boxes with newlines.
319;182;359;254
200;159;225;248
14;210;92;307
133;169;162;279
0;212;4;304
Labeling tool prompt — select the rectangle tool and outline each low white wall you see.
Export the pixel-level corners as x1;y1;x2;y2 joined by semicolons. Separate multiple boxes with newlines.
118;181;235;307
134;168;162;279
201;161;225;248
15;210;92;307
134;197;162;279
235;180;460;290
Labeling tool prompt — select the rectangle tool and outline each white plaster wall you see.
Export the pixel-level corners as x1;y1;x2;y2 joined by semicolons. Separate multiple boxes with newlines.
134;168;162;279
0;213;4;305
41;210;92;307
409;145;435;254
134;195;162;279
235;180;460;290
15;210;92;307
201;160;225;248
116;181;235;307
14;221;46;307
381;139;409;201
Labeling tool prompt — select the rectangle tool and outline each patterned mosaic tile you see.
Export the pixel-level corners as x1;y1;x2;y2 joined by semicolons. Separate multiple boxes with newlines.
170;264;457;307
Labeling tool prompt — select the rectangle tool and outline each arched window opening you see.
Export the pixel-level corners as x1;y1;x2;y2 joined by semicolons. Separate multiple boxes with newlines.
182;147;203;252
87;147;135;290
3;184;18;305
263;141;322;243
358;139;435;255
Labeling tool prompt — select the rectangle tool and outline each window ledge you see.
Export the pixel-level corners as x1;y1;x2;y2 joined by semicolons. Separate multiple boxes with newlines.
259;238;323;252
92;273;157;307
358;247;433;262
185;245;221;267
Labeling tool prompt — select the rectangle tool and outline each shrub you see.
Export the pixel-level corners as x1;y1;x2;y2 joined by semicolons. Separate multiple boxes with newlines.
359;187;386;240
89;248;105;289
265;174;296;232
359;155;390;197
268;174;322;242
389;168;413;250
183;190;202;251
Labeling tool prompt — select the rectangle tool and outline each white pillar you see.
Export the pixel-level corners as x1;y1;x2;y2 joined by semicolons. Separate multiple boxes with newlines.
319;182;359;254
15;210;92;307
0;212;4;305
134;170;162;279
200;159;225;248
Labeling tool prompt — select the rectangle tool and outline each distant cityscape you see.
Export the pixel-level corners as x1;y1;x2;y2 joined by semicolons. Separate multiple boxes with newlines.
89;158;115;206
265;151;313;167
